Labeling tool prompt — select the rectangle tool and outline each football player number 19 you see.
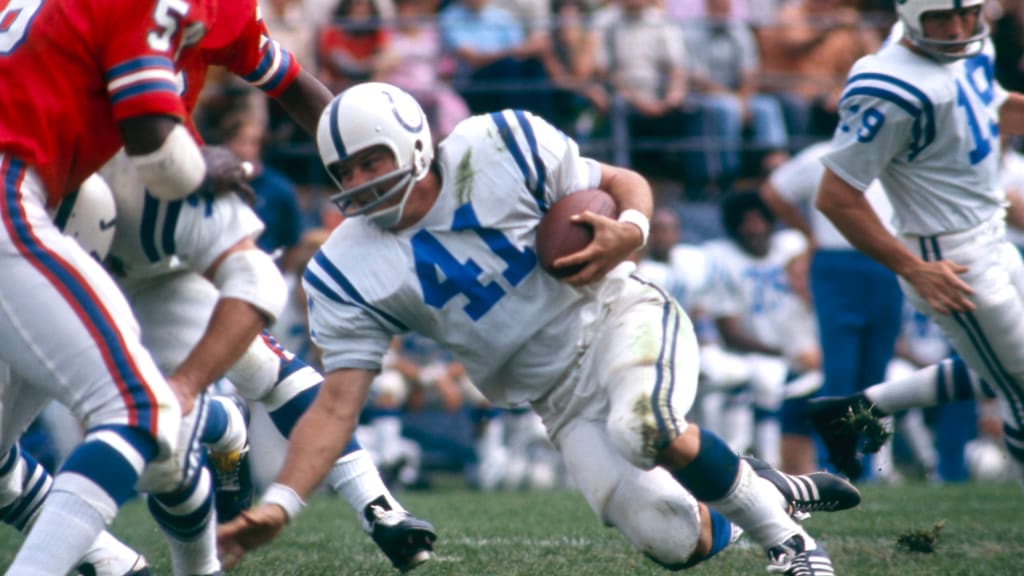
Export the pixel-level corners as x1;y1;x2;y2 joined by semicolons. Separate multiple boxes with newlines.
0;0;42;55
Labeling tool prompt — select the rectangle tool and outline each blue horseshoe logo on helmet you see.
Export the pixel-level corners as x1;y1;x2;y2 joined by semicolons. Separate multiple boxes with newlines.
383;90;424;134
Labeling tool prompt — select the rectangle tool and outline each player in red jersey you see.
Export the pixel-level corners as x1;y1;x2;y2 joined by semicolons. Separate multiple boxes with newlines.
0;0;235;573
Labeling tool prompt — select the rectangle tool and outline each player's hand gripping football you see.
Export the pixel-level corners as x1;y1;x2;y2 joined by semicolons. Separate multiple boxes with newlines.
556;211;642;287
200;145;257;204
217;503;289;569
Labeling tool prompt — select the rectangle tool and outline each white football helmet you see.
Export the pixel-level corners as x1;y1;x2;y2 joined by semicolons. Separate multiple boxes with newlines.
316;82;433;229
895;0;988;62
52;173;117;261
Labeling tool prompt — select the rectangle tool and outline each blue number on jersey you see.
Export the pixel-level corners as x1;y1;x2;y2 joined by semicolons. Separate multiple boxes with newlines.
0;0;43;54
413;203;537;320
742;267;788;315
957;55;998;165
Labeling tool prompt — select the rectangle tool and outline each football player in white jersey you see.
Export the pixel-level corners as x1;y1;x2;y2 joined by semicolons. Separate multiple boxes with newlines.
218;82;863;575
816;0;1024;488
701;193;807;470
95;148;436;574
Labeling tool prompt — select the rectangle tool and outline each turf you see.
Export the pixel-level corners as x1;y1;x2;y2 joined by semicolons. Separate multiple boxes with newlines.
2;480;1022;575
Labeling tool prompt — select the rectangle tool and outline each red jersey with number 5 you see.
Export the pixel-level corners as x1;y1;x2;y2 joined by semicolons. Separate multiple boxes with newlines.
0;0;211;204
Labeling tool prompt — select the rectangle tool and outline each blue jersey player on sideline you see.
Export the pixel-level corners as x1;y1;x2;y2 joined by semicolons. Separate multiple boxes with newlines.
217;82;862;575
814;0;1024;487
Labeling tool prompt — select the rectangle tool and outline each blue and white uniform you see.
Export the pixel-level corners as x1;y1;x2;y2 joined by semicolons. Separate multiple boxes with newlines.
822;39;1024;475
772;142;904;402
306;110;709;564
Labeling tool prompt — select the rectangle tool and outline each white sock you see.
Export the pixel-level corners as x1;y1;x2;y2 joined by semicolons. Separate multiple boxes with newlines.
707;461;802;549
327;450;404;532
373;416;405;468
79;531;144;575
9;490;107;575
166;509;219;576
867;363;941;413
755;419;782;469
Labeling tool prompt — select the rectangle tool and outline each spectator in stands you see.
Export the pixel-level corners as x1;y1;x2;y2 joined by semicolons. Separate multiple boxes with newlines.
756;0;880;148
317;0;394;93
438;0;555;116
218;108;304;266
530;0;609;139
683;0;790;186
592;0;697;186
377;0;471;137
262;0;317;70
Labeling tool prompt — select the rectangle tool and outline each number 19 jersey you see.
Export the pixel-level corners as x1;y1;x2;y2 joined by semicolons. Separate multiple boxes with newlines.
822;41;1007;236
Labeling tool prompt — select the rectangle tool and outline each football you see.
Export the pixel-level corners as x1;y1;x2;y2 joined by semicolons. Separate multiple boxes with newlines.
535;188;618;278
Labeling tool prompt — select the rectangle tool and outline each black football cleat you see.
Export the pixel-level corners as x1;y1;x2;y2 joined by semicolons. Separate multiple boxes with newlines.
369;505;437;573
766;533;834;576
806;394;888;480
744;456;861;521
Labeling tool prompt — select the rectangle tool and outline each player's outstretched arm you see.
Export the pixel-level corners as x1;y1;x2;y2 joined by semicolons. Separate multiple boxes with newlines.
275;69;335;137
218;367;376;568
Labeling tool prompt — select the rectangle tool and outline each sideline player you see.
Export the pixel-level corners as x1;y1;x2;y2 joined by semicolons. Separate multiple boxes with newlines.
218;83;861;575
816;0;1024;486
0;0;232;573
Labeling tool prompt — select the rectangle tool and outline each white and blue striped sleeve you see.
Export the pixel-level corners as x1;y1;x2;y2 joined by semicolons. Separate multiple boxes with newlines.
823;71;928;192
302;250;397;373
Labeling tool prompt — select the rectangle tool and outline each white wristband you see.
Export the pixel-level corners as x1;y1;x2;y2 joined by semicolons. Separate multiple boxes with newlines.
618;209;650;249
261;483;306;522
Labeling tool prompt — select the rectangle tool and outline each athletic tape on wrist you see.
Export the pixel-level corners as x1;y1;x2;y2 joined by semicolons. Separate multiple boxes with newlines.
618;209;650;249
261;483;306;522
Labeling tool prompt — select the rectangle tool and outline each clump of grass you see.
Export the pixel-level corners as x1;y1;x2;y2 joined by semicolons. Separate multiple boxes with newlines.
897;521;945;553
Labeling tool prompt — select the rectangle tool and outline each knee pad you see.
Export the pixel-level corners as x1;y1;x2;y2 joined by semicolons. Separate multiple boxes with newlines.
603;467;701;567
227;332;320;408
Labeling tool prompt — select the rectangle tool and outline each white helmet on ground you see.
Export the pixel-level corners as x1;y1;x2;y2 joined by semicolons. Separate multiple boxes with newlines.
52;173;117;261
895;0;988;62
316;82;433;229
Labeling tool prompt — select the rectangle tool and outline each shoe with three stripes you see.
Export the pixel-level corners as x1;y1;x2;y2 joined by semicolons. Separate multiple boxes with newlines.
744;456;861;520
766;533;835;575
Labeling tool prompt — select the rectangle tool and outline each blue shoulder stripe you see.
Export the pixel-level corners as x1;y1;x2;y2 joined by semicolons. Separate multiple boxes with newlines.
490;111;546;211
309;251;409;331
842;72;936;159
513;110;547;212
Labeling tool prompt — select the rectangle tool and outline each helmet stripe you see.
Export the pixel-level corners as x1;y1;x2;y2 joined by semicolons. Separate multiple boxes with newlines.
328;96;347;160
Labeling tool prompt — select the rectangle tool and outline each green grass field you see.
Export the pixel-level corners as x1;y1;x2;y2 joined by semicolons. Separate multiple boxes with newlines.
2;480;1022;575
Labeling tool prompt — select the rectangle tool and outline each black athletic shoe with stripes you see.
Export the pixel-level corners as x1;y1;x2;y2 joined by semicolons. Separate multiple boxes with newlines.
766;533;835;576
743;456;861;520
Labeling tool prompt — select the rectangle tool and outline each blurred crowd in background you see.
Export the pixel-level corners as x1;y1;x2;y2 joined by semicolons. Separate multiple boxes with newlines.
23;0;1024;494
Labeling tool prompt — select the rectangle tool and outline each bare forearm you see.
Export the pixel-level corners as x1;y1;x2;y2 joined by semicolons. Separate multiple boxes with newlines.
172;298;267;399
278;70;335;136
816;170;920;277
276;368;372;498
